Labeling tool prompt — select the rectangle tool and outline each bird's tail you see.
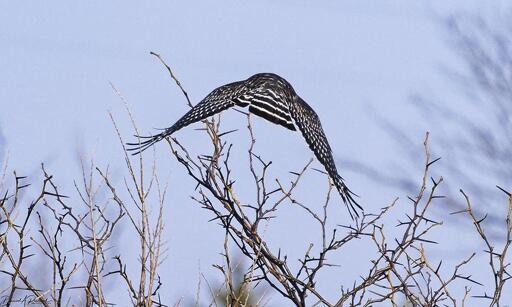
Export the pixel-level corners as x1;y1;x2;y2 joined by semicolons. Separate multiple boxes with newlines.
333;175;363;220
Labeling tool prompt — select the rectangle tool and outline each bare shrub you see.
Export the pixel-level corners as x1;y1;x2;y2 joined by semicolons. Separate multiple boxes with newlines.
0;54;510;306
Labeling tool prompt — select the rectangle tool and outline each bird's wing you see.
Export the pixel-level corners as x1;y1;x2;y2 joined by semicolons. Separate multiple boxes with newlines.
127;76;298;154
290;96;362;218
127;81;245;154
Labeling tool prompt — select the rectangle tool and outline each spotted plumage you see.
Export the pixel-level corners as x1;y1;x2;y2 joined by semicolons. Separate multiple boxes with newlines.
127;73;362;218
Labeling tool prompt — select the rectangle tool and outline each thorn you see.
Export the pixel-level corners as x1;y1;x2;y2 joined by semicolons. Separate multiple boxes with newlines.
426;157;441;167
496;185;511;197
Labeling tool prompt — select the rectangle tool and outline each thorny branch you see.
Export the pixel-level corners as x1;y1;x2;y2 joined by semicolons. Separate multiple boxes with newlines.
146;54;510;306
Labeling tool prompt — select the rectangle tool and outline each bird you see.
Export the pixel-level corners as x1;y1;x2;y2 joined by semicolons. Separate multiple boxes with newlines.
127;73;363;218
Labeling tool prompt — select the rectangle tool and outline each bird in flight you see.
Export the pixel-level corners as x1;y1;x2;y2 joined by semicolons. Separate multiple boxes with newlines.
127;73;362;218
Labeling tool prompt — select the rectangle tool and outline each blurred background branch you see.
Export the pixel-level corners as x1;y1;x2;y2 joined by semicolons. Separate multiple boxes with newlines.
344;9;512;239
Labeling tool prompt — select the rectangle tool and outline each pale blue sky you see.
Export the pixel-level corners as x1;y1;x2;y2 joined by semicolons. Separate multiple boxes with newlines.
1;1;510;305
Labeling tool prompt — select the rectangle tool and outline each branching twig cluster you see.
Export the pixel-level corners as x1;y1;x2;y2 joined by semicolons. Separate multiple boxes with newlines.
0;120;168;306
167;106;510;306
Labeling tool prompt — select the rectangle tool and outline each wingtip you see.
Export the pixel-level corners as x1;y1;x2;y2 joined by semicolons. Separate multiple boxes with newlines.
345;190;363;220
334;176;363;220
125;134;162;155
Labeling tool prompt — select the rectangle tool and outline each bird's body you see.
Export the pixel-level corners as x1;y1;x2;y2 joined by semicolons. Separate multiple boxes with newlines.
128;73;362;218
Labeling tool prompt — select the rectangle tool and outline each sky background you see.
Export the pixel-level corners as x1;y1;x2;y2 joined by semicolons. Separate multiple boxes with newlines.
1;1;511;306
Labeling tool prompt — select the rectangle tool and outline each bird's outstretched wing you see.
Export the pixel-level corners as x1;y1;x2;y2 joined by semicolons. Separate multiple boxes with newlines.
127;76;297;154
290;96;362;218
126;81;245;154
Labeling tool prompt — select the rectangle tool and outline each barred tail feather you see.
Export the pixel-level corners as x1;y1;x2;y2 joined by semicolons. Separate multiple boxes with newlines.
333;175;362;219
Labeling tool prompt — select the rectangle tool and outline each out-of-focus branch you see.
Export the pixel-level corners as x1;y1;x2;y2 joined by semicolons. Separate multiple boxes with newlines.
361;10;512;238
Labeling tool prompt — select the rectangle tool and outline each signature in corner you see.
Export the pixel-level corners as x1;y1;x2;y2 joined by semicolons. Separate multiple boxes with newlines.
0;294;52;306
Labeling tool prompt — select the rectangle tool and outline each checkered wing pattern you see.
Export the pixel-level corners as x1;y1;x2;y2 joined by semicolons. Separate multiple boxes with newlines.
127;81;245;154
